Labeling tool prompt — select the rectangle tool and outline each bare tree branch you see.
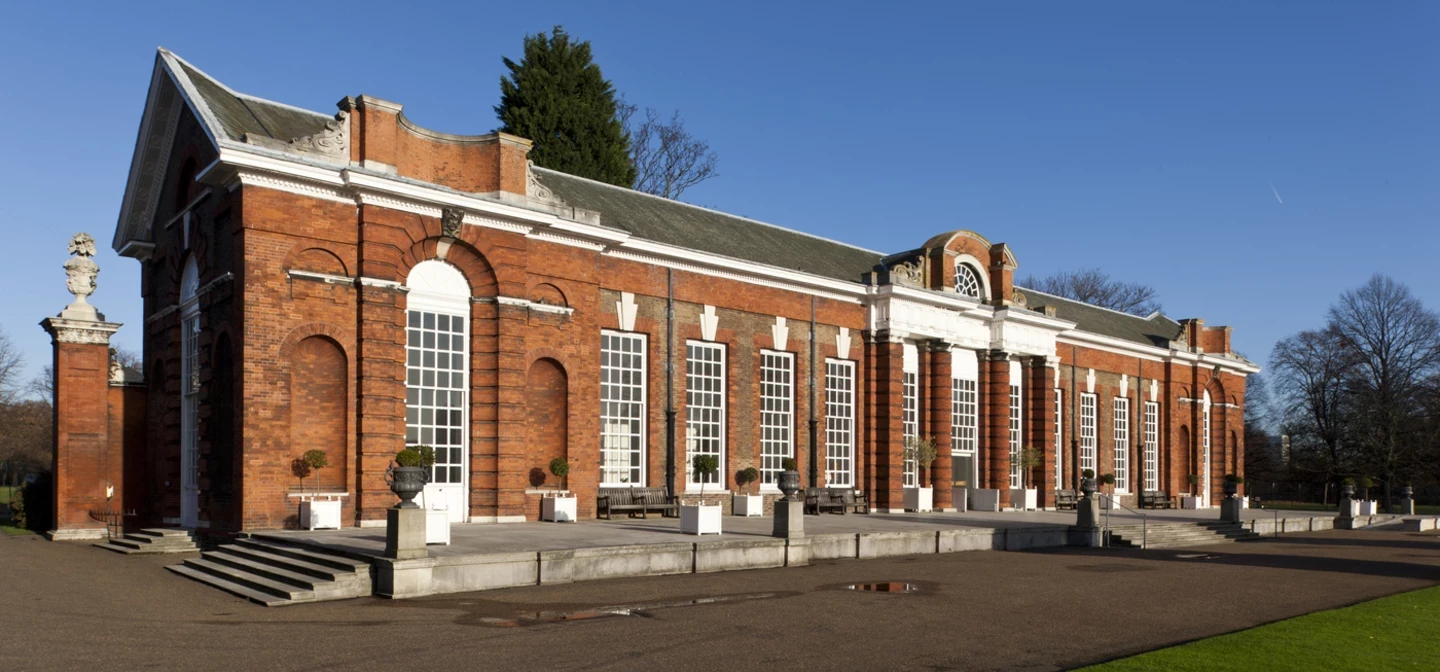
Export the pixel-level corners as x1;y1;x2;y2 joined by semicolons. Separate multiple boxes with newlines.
0;327;25;405
619;98;718;200
1019;268;1162;316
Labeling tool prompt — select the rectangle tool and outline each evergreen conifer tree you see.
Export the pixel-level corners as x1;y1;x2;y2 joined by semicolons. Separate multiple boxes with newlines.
496;26;636;187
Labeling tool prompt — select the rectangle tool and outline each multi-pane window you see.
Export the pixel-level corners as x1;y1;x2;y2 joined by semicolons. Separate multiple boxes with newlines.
1080;393;1097;473
600;331;646;486
760;351;794;485
1113;397;1130;493
1009;382;1023;489
955;263;982;298
902;371;919;487
1202;394;1212;499
952;379;978;456
181;315;200;495
1054;389;1063;489
1144;401;1160;492
825;360;855;487
685;342;725;489
406;310;468;486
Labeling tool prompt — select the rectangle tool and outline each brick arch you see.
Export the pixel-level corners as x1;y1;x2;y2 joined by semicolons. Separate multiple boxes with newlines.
288;335;349;492
524;347;578;374
398;237;499;299
524;357;569;490
528;281;569;308
282;243;352;277
277;322;357;361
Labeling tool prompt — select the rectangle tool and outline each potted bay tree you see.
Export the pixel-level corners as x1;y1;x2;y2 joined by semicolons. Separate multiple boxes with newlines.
297;449;342;530
1010;446;1042;511
1181;473;1202;509
1357;477;1379;515
681;455;722;534
541;457;577;522
902;436;938;513
733;466;762;517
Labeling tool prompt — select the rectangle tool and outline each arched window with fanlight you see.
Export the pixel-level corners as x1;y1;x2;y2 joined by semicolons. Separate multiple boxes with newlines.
954;262;983;299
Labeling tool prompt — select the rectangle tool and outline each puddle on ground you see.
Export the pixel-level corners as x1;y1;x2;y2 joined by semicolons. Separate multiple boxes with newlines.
843;582;920;593
463;592;793;628
1175;553;1218;560
1066;564;1156;573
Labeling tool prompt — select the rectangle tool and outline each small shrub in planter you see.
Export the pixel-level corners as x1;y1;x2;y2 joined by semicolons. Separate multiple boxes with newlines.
734;467;760;496
300;449;329;493
390;446;435;508
549;457;571;493
1080;468;1096;496
903;436;939;486
1359;476;1375;501
1186;473;1199;495
778;458;800;500
692;455;720;503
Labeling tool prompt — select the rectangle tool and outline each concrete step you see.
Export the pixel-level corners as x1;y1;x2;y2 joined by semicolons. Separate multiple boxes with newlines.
217;544;354;582
138;528;194;539
1108;522;1261;549
178;557;317;603
92;529;198;555
235;538;370;573
165;564;294;607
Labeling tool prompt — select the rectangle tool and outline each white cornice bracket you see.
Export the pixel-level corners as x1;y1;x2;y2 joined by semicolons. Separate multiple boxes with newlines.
618;292;638;331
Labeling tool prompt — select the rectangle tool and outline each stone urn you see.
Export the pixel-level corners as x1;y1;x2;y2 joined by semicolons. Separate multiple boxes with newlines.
1223;480;1239;498
1080;477;1097;497
778;470;802;502
388;466;429;509
1340;482;1355;500
1400;485;1414;499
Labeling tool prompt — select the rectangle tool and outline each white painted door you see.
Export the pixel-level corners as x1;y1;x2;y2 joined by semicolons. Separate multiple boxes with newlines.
406;307;469;525
1201;392;1213;508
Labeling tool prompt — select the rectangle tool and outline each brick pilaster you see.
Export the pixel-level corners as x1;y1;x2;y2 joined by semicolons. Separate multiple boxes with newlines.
928;344;953;510
1031;357;1056;507
986;351;1011;508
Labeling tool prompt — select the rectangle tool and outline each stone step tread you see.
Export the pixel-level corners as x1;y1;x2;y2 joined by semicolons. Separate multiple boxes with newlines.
237;538;369;572
203;551;346;589
166;565;298;607
138;528;194;538
216;544;357;581
121;533;198;545
182;558;317;601
98;538;197;553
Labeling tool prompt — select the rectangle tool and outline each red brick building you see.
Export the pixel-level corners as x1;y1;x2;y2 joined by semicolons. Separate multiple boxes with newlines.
84;50;1257;534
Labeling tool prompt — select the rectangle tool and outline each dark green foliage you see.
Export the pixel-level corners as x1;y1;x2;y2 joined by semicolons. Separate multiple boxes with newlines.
781;457;798;472
1082;468;1096;479
496;26;636;187
736;467;760;495
1099;473;1116;485
1225;474;1245;484
549;457;570;491
396;446;436;468
12;473;52;531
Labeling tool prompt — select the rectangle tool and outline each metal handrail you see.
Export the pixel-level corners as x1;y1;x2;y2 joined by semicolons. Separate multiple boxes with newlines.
1098;493;1148;549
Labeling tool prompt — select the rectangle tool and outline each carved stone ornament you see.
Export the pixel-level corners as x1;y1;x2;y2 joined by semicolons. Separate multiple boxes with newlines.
288;110;350;157
526;161;561;204
890;261;924;288
42;317;120;346
60;233;103;321
1013;291;1027;308
440;207;464;239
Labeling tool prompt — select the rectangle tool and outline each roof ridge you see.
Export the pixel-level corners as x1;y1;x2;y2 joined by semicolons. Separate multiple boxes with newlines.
531;166;888;257
1016;285;1176;324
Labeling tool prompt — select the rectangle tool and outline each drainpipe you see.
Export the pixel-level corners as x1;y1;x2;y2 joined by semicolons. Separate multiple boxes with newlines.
665;269;676;500
808;297;819;488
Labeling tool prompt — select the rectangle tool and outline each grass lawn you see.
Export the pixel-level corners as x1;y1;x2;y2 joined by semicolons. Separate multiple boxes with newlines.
1082;585;1440;671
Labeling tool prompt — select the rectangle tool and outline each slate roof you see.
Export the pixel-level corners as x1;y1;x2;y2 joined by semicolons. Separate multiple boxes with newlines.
1016;287;1184;348
532;167;885;283
176;60;333;144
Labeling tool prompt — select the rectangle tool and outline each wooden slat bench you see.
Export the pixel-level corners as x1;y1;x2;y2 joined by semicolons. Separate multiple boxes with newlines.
597;487;678;519
1140;491;1174;509
805;487;870;515
1054;489;1078;510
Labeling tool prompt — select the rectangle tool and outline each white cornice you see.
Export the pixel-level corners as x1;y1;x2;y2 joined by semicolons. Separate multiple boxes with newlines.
1056;330;1261;374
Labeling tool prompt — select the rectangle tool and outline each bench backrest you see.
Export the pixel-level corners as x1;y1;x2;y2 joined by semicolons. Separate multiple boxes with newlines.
1055;490;1077;502
1142;490;1167;501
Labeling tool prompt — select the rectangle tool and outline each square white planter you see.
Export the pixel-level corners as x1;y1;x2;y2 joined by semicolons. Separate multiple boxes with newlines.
1358;500;1379;515
732;494;763;517
681;504;723;535
903;487;934;513
971;488;1001;512
299;498;342;530
951;487;969;513
425;509;450;545
542;495;578;522
1009;488;1038;511
1181;495;1203;509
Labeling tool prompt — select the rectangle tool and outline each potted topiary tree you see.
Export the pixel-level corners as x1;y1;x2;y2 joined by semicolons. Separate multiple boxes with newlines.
389;445;434;509
1357;477;1378;515
1098;472;1117;509
1182;473;1202;509
778;457;802;501
1080;468;1097;497
733;466;762;517
1223;474;1244;498
297;449;341;530
1010;446;1043;511
681;454;722;534
902;436;938;513
541;457;577;522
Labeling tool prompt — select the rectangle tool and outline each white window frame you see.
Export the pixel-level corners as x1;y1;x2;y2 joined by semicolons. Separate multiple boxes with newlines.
684;341;726;492
952;379;978;457
954;262;983;298
1113;397;1130;493
824;359;856;488
1144;401;1160;492
1202;391;1212;506
601;330;647;487
759;349;794;488
1054;389;1063;489
405;309;470;487
902;370;919;488
1009;380;1023;489
1080;393;1097;474
179;258;201;528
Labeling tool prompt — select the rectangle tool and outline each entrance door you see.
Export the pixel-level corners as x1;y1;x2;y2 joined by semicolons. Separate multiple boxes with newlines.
1201;391;1213;508
180;312;200;528
408;309;469;524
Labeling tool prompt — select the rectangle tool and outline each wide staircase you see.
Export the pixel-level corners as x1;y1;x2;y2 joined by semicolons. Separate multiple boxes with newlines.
166;536;372;607
94;528;199;555
1108;521;1261;549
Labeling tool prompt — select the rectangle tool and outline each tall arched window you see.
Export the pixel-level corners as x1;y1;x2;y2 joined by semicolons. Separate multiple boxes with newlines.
179;257;201;528
954;262;982;299
405;260;471;523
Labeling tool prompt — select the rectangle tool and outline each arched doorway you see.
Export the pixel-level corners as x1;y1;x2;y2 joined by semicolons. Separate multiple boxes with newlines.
404;260;471;523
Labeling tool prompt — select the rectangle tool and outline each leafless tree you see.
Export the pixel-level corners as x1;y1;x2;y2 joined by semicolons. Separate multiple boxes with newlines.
0;327;23;405
26;365;53;405
618;100;718;200
1019;268;1162;317
1327;274;1440;507
1270;328;1358;488
0;399;50;486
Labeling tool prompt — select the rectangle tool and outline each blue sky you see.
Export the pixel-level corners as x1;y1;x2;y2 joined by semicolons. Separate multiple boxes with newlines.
1;1;1436;385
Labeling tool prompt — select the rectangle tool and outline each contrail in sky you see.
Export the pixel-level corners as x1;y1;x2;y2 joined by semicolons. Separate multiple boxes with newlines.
1269;181;1284;204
